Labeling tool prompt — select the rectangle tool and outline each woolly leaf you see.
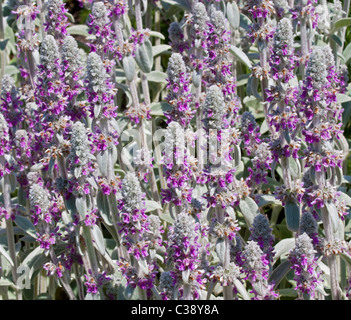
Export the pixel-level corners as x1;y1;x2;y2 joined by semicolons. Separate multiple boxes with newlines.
97;150;109;177
333;18;351;30
273;238;295;264
152;44;171;57
67;25;89;37
135;40;153;73
145;200;162;212
0;244;14;267
0;39;9;51
233;278;250;300
285;201;300;232
76;196;87;219
146;71;167;84
257;195;282;207
268;260;291;288
337;94;351;104
150;102;172;116
14;215;36;238
122;56;136;82
230;45;252;69
215;237;226;264
343;42;351;64
239;197;259;227
324;202;340;234
149;31;165;40
92;224;106;255
227;2;240;29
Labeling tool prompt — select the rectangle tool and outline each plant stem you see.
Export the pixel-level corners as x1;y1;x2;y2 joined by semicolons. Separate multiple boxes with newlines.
182;283;192;300
3;175;21;299
73;263;85;300
0;1;6;82
321;206;341;300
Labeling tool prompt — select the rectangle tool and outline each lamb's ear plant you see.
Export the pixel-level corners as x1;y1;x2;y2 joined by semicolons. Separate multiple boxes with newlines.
0;0;351;301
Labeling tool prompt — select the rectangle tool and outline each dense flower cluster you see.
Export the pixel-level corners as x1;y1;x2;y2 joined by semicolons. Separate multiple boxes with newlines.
288;233;322;299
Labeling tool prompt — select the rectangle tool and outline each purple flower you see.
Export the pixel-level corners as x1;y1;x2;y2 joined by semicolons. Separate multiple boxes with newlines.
289;233;322;299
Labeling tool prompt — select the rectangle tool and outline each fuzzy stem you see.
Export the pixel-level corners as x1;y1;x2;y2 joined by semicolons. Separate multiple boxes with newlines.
73;263;85;300
49;275;56;299
321;206;341;300
3;174;21;299
39;269;47;294
49;246;76;300
82;225;99;277
37;0;46;40
215;206;232;300
26;51;37;89
137;117;162;210
154;9;161;71
134;0;161;207
182;283;192;300
0;1;6;82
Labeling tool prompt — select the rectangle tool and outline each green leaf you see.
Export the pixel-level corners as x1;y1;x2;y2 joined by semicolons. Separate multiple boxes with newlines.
330;34;342;47
333;18;351;30
215;238;226;264
149;31;165;40
94;104;102;118
4;25;16;54
239;13;252;30
324;202;340;233
152;44;171;57
233;278;250;300
288;157;300;178
20;246;45;280
0;244;14;267
285;201;300;232
97;149;109;177
343;42;351;64
340;252;351;266
5;65;19;75
0;278;14;287
342;101;351;126
236;74;249;87
145;200;162;213
75;196;87;220
336;191;351;206
125;284;135;300
239;197;259;227
150;102;172;116
64;12;75;23
135;40;153;73
0;39;9;51
146;71;167;84
138;258;149;275
246;75;261;100
67;25;90;37
260;119;269;135
268;260;291;288
91;224;106;255
257;195;282;207
337;94;351;104
273;238;295;265
230;45;252;69
122;56;136;82
14;215;36;238
227;2;240;29
97;191;113;226
159;212;174;224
